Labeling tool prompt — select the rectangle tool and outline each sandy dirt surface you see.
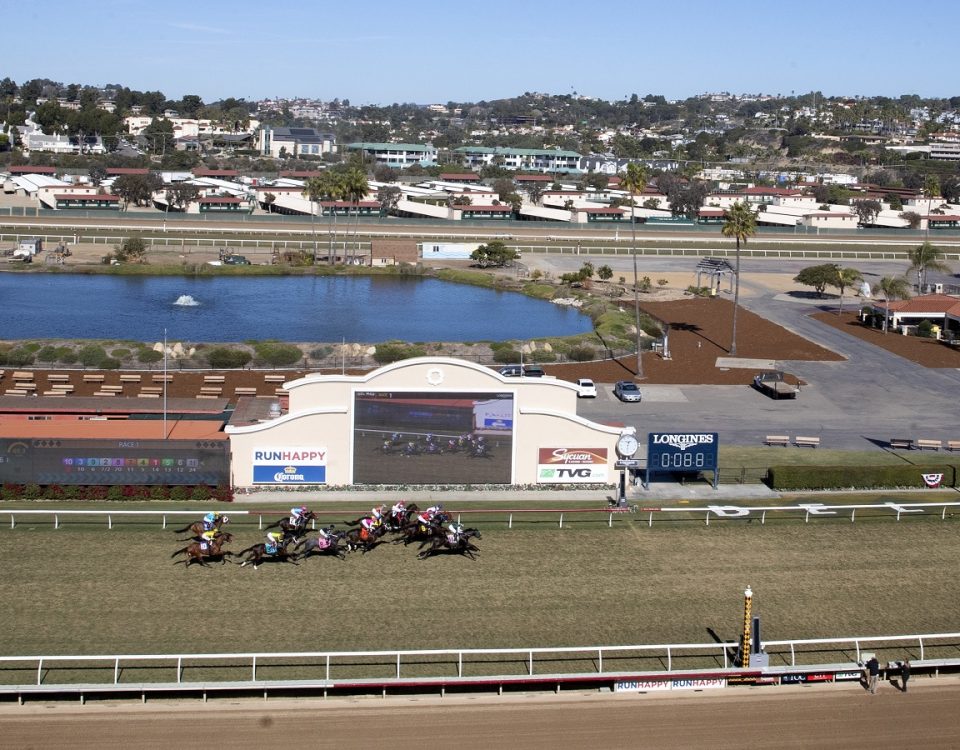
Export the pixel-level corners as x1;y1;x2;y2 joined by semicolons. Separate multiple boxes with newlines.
2;681;959;749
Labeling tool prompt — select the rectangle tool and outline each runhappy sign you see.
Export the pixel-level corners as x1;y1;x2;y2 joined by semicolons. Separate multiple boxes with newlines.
252;447;327;484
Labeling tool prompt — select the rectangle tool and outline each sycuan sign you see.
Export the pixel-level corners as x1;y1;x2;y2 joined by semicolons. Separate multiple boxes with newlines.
252;447;327;484
537;448;608;483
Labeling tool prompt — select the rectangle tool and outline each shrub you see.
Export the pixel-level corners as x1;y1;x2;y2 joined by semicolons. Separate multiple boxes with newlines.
253;342;303;367
308;346;333;360
36;346;59;362
492;348;522;364
917;320;934;338
77;344;109;367
372;341;426;365
567;345;596;361
170;486;191;501
768;464;959;491
536;350;557;363
110;348;131;360
206;347;253;369
137;348;164;364
57;349;79;364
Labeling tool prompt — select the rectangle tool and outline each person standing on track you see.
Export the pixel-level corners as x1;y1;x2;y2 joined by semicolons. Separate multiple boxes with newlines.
900;659;911;693
866;655;880;694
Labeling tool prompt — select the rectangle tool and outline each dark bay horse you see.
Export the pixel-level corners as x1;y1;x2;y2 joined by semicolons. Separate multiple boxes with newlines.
342;524;388;554
264;510;317;544
172;532;235;567
417;528;481;560
393;512;450;546
237;539;299;569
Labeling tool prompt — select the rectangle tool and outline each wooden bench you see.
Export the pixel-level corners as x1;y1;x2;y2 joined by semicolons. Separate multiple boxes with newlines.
947;441;960;452
50;384;74;392
12;371;34;381
889;438;913;450
42;390;66;397
83;374;105;383
200;387;223;395
93;391;116;397
152;374;174;382
196;394;221;399
794;436;820;448
274;388;287;396
764;435;790;447
264;374;286;383
16;382;37;390
140;386;163;394
4;390;28;397
119;374;142;383
47;374;71;383
203;375;226;383
100;385;124;393
916;439;942;451
138;393;160;399
234;387;258;396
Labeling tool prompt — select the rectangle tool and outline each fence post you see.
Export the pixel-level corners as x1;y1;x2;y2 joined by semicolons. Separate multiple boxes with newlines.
558;513;563;529
37;658;43;686
598;649;603;673
10;514;14;529
396;653;401;679
529;651;534;676
252;656;257;682
114;659;120;684
458;652;463;678
177;657;182;683
508;513;513;529
54;514;59;530
108;515;113;530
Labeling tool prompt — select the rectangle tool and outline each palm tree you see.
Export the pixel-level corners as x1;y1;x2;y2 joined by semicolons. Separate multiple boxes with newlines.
620;162;648;378
877;276;912;333
342;167;369;263
831;265;863;316
302;177;324;264
720;201;757;356
907;240;950;293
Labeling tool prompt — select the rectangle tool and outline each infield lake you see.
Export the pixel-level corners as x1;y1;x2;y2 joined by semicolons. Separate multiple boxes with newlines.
0;274;593;342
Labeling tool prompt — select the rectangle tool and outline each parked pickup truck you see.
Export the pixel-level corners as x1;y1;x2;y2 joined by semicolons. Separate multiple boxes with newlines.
753;371;798;399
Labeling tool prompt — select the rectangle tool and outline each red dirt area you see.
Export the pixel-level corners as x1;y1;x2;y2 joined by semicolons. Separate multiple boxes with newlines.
811;311;960;368
547;298;843;385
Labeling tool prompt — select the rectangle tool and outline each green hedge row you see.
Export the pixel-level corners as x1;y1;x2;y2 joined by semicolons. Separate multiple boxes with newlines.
768;464;960;491
0;484;233;502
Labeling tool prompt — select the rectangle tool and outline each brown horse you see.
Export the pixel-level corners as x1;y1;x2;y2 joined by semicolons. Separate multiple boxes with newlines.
264;510;317;544
236;539;299;569
294;528;348;560
174;515;230;540
393;512;450;546
417;528;481;560
172;532;235;567
342;524;388;554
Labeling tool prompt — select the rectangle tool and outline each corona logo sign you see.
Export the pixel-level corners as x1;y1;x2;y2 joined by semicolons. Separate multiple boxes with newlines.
252;446;327;485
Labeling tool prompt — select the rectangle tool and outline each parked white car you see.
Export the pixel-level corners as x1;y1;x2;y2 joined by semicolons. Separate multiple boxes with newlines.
576;378;597;398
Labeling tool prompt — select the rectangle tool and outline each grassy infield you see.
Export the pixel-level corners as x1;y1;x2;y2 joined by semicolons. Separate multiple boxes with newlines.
1;446;959;686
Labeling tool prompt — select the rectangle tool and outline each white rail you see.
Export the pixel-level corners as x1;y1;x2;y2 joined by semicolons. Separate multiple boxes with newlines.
638;501;960;526
1;632;957;691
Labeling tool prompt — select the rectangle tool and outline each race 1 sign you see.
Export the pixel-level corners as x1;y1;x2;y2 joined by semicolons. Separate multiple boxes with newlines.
537;448;608;483
252;447;327;484
645;432;719;489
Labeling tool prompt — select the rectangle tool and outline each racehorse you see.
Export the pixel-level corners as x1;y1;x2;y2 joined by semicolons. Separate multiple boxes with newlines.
174;515;229;540
294;528;348;560
171;532;235;567
417;528;482;560
383;503;420;532
264;510;317;544
236;539;299;569
393;512;450;546
342;524;388;554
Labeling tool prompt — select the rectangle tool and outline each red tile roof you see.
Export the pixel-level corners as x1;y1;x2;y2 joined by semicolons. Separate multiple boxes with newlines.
193;168;239;177
439;173;480;181
579;206;624;214
698;208;725;217
515;175;554;182
885;293;960;315
9;165;57;174
454;204;512;212
198;196;244;204
106;168;150;175
55;193;120;200
279;170;325;178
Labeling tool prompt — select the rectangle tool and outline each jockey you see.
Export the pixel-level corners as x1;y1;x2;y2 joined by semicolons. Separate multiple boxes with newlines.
202;511;220;531
390;500;407;521
360;514;382;533
447;522;464;544
266;531;284;553
371;505;386;520
200;528;218;549
289;505;308;525
416;503;443;529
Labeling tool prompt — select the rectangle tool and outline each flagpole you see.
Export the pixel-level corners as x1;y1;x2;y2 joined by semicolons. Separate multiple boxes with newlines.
163;328;167;439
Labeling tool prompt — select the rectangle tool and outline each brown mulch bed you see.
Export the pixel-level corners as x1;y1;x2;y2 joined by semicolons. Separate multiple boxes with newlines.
548;298;843;385
811;311;960;368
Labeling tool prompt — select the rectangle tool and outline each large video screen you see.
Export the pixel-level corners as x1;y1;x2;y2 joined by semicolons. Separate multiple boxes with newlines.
353;391;514;484
0;439;230;486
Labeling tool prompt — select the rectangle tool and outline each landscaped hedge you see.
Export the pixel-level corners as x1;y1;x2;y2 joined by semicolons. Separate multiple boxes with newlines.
768;464;960;491
0;484;234;502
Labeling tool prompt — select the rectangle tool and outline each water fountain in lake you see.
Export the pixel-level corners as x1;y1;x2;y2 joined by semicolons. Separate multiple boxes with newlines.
174;295;200;306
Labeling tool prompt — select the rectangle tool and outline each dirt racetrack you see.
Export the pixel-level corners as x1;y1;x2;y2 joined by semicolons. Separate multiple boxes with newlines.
3;681;959;749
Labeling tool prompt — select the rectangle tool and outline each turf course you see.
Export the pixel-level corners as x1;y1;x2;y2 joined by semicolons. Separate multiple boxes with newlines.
2;503;959;680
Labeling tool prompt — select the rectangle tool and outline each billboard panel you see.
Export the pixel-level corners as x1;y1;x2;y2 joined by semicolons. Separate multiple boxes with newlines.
537;447;608;483
0;439;229;485
353;391;513;484
252;447;327;484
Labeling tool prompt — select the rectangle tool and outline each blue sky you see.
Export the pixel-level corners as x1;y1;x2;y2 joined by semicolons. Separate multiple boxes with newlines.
3;0;954;104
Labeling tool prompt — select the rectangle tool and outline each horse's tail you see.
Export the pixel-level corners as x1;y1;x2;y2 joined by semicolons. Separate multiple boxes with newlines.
171;546;190;558
236;545;258;556
171;523;194;533
343;518;361;527
262;519;281;530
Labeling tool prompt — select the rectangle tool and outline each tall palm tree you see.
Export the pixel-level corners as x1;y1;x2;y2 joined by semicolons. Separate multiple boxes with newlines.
620;162;648;378
720;201;757;356
877;275;911;334
302;176;324;264
831;265;863;316
907;240;950;292
342;166;369;263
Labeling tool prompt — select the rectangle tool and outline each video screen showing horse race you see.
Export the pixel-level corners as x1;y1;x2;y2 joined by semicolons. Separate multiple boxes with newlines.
352;391;514;484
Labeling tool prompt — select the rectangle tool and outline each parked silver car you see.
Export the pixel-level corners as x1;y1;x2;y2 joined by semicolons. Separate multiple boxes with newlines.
613;380;642;402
